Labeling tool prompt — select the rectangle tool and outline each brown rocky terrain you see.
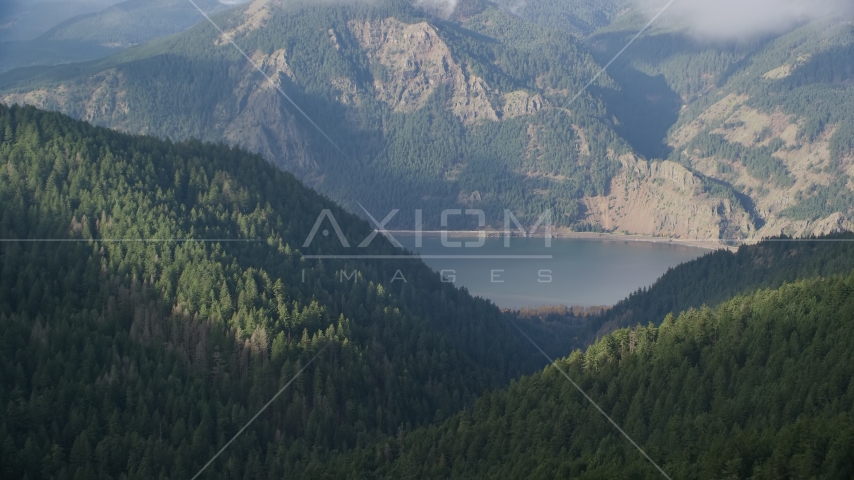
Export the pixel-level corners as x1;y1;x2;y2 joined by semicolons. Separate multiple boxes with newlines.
348;17;545;124
669;92;854;238
581;154;755;240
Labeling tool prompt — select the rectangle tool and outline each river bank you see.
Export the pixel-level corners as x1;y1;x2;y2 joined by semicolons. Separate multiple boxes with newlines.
386;230;739;252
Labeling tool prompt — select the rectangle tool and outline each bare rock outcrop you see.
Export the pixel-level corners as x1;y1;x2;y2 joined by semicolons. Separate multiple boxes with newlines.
501;91;546;119
755;212;853;239
582;155;755;240
2;70;131;130
349;18;497;123
348;17;544;125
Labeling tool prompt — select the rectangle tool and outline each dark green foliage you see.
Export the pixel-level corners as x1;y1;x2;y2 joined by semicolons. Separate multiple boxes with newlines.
0;104;547;479
780;180;854;221
4;1;854;234
490;0;621;38
335;273;854;479
682;131;793;187
3;104;854;479
589;233;854;340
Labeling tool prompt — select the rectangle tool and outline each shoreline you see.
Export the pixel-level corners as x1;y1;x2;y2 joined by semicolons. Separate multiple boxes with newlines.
385;230;739;252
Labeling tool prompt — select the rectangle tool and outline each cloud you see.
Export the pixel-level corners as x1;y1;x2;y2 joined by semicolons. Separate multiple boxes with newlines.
635;0;854;40
414;0;458;18
503;0;526;16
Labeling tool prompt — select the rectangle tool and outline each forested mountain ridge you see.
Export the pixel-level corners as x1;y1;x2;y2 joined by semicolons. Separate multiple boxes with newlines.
510;231;854;359
4;0;853;239
0;0;232;73
0;0;755;238
0;0;110;43
0;104;553;478
592;232;854;338
489;0;624;38
668;20;854;238
324;272;854;478
583;13;854;238
4;105;854;479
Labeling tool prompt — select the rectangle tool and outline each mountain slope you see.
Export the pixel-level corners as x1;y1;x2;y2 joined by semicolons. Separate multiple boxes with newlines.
0;0;115;42
512;232;854;359
0;0;754;237
39;0;229;47
490;0;624;38
0;0;230;72
330;273;854;478
592;232;854;336
0;104;548;479
586;14;854;238
7;1;850;240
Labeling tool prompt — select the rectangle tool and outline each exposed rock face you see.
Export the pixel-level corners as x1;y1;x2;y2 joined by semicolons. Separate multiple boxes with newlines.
2;70;131;130
330;77;361;106
2;6;803;242
670;92;854;239
252;49;295;83
348;18;496;122
348;17;543;124
501;91;546;119
217;47;317;174
582;155;755;239
349;18;454;112
1;46;317;175
754;213;854;239
219;72;316;173
215;0;273;45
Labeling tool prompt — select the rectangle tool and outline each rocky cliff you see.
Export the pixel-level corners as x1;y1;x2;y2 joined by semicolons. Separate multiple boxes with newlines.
582;154;755;239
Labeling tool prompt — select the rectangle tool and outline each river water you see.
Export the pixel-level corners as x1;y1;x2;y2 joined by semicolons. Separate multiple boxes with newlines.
396;235;709;309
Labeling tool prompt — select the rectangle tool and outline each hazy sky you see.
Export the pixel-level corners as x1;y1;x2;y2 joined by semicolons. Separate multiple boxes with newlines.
12;0;849;40
637;0;854;40
8;0;122;5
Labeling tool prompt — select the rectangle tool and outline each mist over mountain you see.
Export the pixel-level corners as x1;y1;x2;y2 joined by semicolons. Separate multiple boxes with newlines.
635;0;854;40
414;0;457;18
0;0;121;42
0;0;231;72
